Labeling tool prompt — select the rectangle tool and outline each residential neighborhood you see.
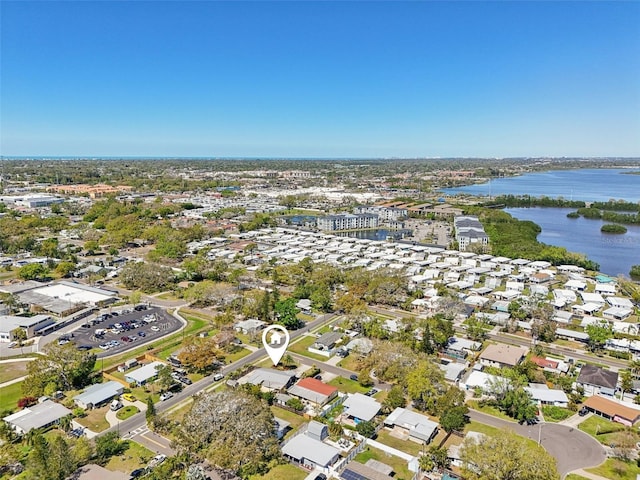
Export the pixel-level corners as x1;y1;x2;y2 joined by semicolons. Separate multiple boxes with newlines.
0;158;639;480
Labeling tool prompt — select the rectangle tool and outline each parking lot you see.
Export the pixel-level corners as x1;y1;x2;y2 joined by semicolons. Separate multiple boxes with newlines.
69;306;183;357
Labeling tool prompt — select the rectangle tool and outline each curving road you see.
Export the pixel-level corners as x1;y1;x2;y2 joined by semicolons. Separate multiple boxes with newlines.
468;410;607;478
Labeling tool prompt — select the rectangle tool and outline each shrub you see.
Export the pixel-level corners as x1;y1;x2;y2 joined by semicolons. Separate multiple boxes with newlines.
17;397;37;409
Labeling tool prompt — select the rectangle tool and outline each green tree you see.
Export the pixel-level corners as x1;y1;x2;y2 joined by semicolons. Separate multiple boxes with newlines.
95;431;126;464
406;360;447;413
49;435;76;480
18;263;48;280
10;327;26;346
59;414;72;433
146;396;156;423
54;261;76;278
27;433;52;479
585;322;614;352
286;398;304;411
274;297;302;330
155;364;175;392
328;421;343;440
382;386;406;413
358;369;374;388
460;429;559;480
440;405;469;433
355;420;376;438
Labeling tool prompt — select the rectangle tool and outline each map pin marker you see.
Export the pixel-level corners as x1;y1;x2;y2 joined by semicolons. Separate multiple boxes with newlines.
262;325;290;366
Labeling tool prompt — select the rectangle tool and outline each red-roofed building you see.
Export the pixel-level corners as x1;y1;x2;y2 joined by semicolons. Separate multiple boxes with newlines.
530;356;559;370
288;377;339;406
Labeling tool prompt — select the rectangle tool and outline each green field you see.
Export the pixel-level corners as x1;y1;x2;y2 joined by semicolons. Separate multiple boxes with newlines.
578;415;640;446
586;458;640;480
0;381;24;412
375;429;422;456
327;376;370;394
75;405;111;432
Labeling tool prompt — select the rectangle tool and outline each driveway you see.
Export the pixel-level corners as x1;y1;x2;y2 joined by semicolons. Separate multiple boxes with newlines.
468;410;606;477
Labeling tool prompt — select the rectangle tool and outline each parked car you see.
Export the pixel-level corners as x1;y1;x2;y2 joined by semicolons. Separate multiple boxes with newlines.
110;400;123;411
149;453;166;467
179;376;192;385
130;467;147;478
150;326;160;332
138;331;146;337
349;374;358;381
76;345;92;351
579;407;589;416
159;392;173;401
122;393;136;402
213;373;224;381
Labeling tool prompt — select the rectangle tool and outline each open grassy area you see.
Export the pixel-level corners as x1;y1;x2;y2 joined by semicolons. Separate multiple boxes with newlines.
586;458;640;480
75;405;110;432
327;376;370;395
0;381;24;412
565;475;591;480
464;421;501;437
578;415;640;447
466;400;513;421
375;429;422;456
355;445;413;480
0;361;29;384
223;346;251;363
249;463;308;480
104;440;155;474
337;355;361;372
116;405;139;420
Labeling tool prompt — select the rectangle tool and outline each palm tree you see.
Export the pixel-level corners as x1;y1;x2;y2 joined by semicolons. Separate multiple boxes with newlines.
59;414;72;433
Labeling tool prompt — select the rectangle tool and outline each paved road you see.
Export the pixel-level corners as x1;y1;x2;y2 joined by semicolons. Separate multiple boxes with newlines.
467;410;607;477
100;314;338;441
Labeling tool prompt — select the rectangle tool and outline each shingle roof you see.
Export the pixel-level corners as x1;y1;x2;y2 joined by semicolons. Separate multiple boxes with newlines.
584;395;640;424
577;364;618;390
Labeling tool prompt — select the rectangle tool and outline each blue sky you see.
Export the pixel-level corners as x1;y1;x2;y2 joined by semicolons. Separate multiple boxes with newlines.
2;1;639;158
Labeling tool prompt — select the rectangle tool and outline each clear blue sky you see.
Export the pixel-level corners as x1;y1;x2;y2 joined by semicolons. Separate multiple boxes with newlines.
2;1;639;158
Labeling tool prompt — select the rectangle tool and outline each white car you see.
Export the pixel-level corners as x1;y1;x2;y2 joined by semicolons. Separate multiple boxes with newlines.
150;326;160;332
159;392;173;401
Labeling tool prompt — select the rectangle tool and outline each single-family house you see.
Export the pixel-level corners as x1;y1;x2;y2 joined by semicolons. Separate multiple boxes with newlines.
342;393;381;423
3;399;72;435
312;331;343;351
295;299;312;315
604;307;633;321
288;377;338;406
282;421;340;473
584;395;640;426
446;337;481;360
124;361;165;386
577;365;619;397
73;381;124;409
234;319;266;335
479;343;528;368
341;462;394;480
524;384;569;407
384;407;438;444
238;368;296;391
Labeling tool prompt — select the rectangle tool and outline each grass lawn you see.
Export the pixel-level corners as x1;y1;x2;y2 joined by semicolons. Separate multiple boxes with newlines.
224;346;251;363
466;400;513;421
0;381;24;412
578;415;640;446
337;355;361;372
541;405;574;423
327;377;370;395
586;458;640;480
270;406;306;431
249;464;308;480
289;335;330;362
155;292;179;300
116;405;139;420
375;429;422;456
75;405;110;432
565;475;591;480
355;445;413;480
104;440;155;474
0;361;29;384
464;421;501;437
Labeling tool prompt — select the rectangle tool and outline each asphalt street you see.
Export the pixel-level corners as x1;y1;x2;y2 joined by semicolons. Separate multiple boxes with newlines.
467;410;607;477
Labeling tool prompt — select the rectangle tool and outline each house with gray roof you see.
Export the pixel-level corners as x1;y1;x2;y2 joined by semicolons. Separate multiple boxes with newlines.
73;381;124;409
124;361;165;386
342;393;381;423
312;331;343;351
238;368;296;391
281;421;340;473
3;399;72;435
577;364;619;397
384;407;438;444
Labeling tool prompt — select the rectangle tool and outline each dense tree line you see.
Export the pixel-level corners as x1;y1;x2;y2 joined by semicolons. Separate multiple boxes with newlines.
573;207;640;225
486;195;585;208
467;207;600;270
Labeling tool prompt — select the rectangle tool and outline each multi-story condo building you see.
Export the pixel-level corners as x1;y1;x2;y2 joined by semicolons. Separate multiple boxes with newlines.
317;213;379;232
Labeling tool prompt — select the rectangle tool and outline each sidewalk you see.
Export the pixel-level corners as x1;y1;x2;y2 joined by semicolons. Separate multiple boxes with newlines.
567;468;611;480
0;375;27;389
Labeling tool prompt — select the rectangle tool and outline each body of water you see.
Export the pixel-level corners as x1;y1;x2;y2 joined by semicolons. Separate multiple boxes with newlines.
504;207;640;277
442;168;640;203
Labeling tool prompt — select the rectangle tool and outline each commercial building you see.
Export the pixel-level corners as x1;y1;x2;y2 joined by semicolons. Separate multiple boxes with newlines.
0;314;54;342
3;399;72;434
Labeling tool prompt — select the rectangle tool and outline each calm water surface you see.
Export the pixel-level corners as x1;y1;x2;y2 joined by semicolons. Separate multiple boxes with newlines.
442;168;640;202
504;207;640;277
